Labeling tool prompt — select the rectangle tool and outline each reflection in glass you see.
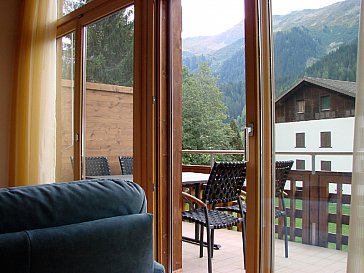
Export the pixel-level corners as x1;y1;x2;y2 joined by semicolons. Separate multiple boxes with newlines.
56;33;75;182
60;0;93;17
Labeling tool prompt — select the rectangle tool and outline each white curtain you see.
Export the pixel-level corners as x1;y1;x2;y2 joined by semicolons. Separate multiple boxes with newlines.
9;0;57;186
347;0;364;272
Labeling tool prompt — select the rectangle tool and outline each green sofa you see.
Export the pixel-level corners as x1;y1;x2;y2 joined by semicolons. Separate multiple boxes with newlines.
0;179;165;273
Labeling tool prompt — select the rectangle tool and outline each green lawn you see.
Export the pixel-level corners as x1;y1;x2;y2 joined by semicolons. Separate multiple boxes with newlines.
275;198;350;251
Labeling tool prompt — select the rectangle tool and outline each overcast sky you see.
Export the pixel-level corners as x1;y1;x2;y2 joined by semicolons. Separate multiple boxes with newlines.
182;0;345;38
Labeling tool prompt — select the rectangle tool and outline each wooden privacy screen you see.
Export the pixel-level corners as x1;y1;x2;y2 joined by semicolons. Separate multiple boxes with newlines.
57;80;133;180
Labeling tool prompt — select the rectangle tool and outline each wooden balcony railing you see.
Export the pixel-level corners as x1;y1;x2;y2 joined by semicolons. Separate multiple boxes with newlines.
283;170;351;250
182;150;352;251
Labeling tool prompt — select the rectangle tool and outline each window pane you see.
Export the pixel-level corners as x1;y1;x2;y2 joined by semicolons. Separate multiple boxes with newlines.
59;0;93;17
320;131;332;148
56;32;75;182
273;0;356;271
296;160;305;170
83;6;134;177
321;96;331;111
296;132;305;148
297;100;305;113
321;160;332;171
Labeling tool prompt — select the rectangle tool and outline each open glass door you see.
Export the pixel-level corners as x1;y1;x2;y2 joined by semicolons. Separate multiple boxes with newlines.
82;5;134;179
271;0;358;271
179;0;269;272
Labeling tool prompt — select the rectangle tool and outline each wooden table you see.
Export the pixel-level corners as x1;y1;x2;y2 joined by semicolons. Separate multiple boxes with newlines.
87;172;209;184
86;174;133;180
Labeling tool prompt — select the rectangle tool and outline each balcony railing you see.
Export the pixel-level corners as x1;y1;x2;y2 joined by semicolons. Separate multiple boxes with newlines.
182;150;352;251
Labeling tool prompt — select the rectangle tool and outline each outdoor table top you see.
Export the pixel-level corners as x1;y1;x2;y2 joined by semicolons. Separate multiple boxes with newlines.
86;172;210;185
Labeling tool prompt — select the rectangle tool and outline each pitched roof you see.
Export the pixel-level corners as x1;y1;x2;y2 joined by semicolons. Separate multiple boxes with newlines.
276;77;357;102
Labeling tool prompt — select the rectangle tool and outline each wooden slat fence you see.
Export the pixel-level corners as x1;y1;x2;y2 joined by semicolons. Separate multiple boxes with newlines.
183;165;352;250
278;170;351;250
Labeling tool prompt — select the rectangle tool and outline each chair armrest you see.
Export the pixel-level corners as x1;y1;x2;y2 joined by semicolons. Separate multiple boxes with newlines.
182;192;206;208
240;190;247;201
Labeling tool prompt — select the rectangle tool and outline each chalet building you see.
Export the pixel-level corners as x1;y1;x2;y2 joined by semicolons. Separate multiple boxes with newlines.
275;77;356;174
276;77;356;123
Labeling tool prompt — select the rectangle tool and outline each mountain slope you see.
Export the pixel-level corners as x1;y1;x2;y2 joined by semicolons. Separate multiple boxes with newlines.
272;0;360;32
183;21;244;54
182;0;360;118
305;41;358;81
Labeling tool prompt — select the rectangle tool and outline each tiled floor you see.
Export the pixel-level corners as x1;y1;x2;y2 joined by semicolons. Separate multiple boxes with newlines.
182;222;347;273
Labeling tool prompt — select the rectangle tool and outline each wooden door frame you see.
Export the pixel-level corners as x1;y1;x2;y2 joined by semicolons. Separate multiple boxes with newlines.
156;0;273;271
155;0;183;271
245;0;273;272
135;0;182;271
57;0;176;270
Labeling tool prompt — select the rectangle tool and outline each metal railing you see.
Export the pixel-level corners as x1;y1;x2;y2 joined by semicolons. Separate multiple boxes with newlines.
183;150;353;171
275;151;353;173
182;150;244;166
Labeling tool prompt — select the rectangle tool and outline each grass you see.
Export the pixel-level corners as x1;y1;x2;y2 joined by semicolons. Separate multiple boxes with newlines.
275;198;350;251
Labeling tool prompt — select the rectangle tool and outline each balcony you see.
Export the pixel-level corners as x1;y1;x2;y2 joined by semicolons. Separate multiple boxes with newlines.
182;150;351;272
182;222;347;273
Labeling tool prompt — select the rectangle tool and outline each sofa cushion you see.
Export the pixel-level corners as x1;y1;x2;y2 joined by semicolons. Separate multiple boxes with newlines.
0;213;154;273
0;179;146;234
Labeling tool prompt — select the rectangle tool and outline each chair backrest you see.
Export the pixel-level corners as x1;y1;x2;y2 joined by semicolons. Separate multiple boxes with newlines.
202;161;246;205
118;156;133;175
85;156;111;176
275;160;294;196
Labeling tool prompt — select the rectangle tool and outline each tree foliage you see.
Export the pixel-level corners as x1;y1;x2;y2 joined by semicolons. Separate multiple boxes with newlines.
61;1;134;87
273;27;323;94
305;41;357;81
86;8;134;87
182;64;241;165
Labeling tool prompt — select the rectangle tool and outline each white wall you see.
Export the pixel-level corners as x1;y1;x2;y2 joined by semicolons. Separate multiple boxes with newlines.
275;117;355;172
0;1;21;187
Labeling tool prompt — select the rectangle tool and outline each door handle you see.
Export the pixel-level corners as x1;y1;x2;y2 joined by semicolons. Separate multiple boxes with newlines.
244;124;253;162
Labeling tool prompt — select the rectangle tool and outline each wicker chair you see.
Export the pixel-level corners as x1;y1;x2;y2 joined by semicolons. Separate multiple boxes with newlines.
216;160;294;258
85;156;111;176
182;161;247;273
118;156;133;175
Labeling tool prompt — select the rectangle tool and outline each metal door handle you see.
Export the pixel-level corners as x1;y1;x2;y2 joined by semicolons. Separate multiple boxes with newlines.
244;124;253;162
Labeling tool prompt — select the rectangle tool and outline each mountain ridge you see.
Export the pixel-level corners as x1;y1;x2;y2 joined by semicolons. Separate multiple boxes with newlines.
183;0;360;55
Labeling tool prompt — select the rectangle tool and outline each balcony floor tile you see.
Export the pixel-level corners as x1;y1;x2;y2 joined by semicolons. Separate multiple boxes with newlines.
182;222;347;273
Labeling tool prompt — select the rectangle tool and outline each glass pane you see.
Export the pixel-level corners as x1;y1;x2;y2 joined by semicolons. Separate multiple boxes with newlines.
60;0;93;17
181;0;246;271
273;0;358;271
55;32;75;182
321;96;331;111
83;5;134;178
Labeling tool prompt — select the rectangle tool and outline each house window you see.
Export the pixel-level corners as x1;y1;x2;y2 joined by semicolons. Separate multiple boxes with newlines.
296;160;305;170
296;133;305;148
321;95;331;111
297;100;305;113
320;131;331;148
321;161;331;171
